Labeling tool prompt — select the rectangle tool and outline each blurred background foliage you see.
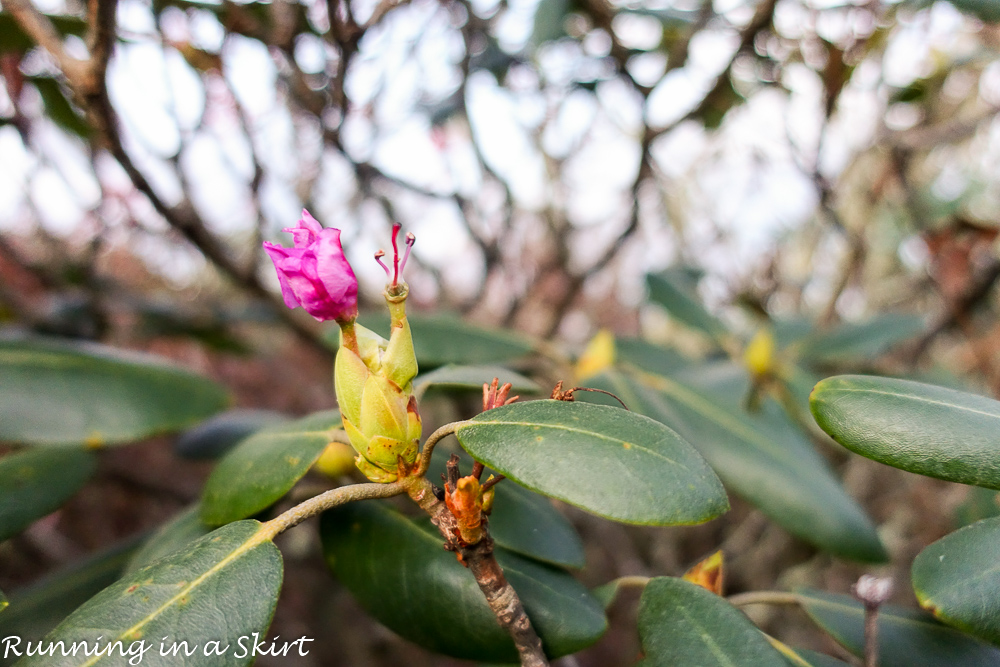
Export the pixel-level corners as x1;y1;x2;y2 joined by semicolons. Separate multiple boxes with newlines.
0;0;999;661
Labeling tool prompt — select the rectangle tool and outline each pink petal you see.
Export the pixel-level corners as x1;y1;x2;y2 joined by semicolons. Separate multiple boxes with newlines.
263;243;303;309
282;209;325;248
315;228;358;320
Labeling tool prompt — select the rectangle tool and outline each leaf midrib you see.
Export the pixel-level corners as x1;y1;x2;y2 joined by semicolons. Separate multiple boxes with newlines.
460;418;684;469
77;524;271;667
820;386;1000;423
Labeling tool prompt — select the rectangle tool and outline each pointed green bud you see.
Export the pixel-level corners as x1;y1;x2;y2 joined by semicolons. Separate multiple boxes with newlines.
383;287;418;392
331;226;422;483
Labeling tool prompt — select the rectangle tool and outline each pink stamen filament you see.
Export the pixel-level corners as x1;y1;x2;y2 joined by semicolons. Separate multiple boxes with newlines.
374;249;390;277
400;232;415;276
390;223;402;286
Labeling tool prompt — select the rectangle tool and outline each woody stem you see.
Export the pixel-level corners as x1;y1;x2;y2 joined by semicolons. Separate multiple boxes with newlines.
401;475;549;667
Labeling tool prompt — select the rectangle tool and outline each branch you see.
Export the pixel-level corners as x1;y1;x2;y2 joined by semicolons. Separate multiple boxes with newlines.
1;0;90;88
727;590;801;607
415;421;465;476
402;473;549;667
262;481;404;538
910;257;1000;361
87;0;117;77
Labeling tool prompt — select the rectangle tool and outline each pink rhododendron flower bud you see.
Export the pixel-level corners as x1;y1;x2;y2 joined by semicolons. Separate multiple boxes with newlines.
263;210;358;323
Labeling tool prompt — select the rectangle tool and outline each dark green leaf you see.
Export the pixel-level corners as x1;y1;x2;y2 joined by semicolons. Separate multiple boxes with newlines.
638;577;786;666
414;364;539;398
912;516;1000;646
321;501;606;661
587;369;886;561
489;479;585;568
174;409;285;460
17;521;282;666
426;449;585;568
616;339;691;378
0;447;97;541
125;506;212;574
0;337;230;447
455;400;728;526
797;589;1000;666
797;314;924;364
771;318;815;348
0;537;142;641
954;487;1000;528
407;315;535;367
336;313;535;368
810;375;1000;489
201;410;340;526
646;270;728;341
0;589;7;614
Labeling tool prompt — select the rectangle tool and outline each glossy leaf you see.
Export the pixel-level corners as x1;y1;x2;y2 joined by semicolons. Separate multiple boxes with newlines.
174;409;285;459
488;479;586;568
797;589;1000;666
455;400;729;526
810;375;1000;489
798;314;924;363
125;506;212;574
638;577;786;666
0;537;142;640
413;364;539;398
587;369;886;561
409;315;536;366
341;313;535;368
0;447;97;541
427;449;585;568
321;502;605;661
616;338;691;378
912;516;1000;645
0;337;230;447
18;521;282;667
646;270;727;341
201;410;340;526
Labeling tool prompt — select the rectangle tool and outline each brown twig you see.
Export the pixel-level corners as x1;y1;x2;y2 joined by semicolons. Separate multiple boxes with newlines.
402;473;549;667
262;481;405;538
910;258;1000;362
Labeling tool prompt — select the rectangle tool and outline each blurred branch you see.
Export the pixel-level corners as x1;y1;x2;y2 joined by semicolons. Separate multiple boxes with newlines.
889;106;999;151
5;0;331;355
1;0;90;89
650;0;778;141
910;257;1000;361
542;133;654;337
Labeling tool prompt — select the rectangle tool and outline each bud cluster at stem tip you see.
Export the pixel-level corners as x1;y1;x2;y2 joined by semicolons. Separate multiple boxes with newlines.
265;214;421;483
333;223;421;482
